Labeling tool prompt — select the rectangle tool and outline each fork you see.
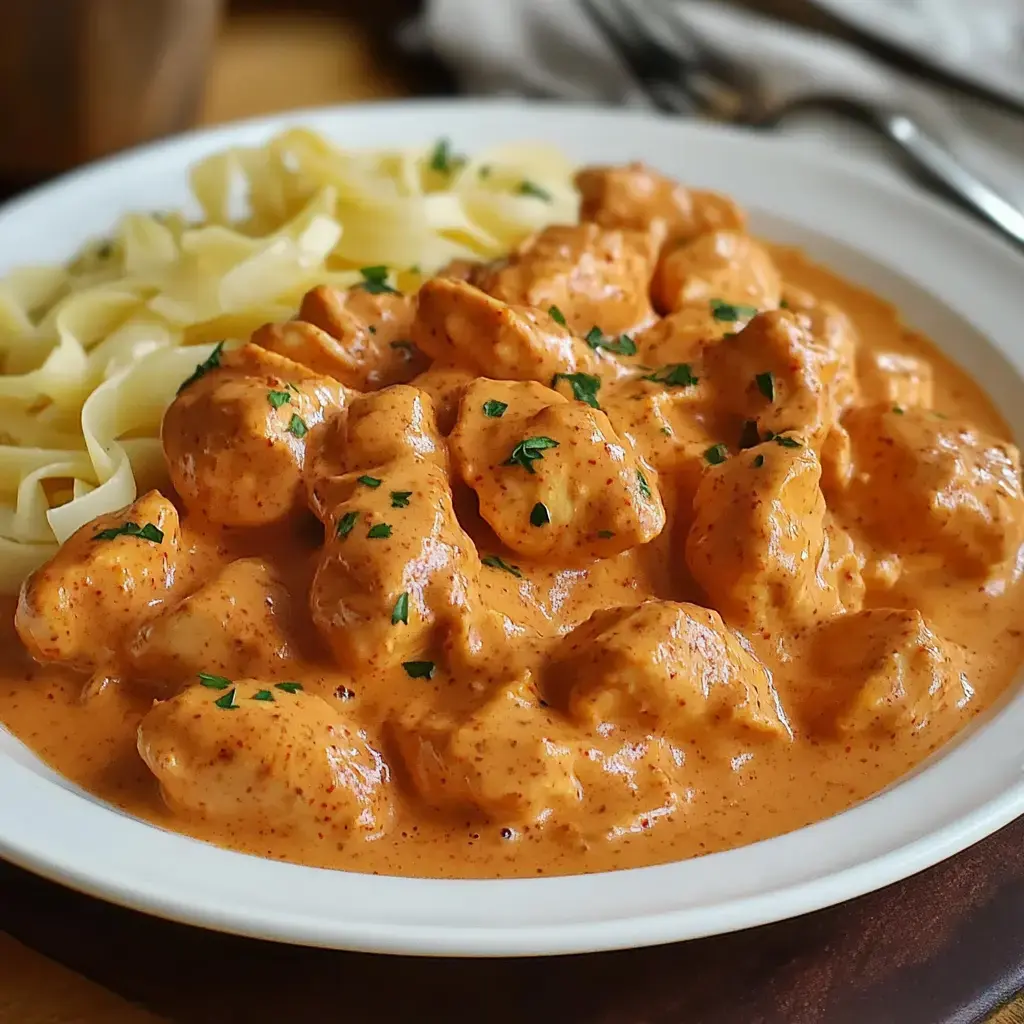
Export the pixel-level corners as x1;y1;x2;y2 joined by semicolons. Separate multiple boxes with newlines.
579;0;1024;250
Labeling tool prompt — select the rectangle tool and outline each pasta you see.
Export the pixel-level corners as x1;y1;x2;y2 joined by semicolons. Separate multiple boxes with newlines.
0;131;578;591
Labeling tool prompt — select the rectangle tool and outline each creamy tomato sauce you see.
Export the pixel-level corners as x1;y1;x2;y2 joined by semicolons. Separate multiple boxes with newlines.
4;163;1024;879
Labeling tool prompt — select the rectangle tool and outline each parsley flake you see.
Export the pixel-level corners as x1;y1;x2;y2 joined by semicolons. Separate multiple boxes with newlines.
275;682;303;694
597;529;615;539
482;399;508;418
504;436;559;474
367;523;393;539
710;298;758;322
642;363;698;388
358;475;382;488
336;510;358;539
704;444;729;465
392;592;410;625
584;327;637;356
390;490;412;508
636;469;652;499
551;372;601;409
548;305;567;327
482;554;523;578
755;371;775;402
358;266;400;295
753;454;765;468
518;180;552;202
429;138;465;174
214;688;238;710
267;389;292;409
893;405;905;415
287;414;307;438
93;521;164;543
198;673;232;690
530;502;550;527
774;435;802;448
402;660;435;679
177;341;225;393
252;689;274;702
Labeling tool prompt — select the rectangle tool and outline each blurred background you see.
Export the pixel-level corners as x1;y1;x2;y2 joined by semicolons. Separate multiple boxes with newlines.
1;0;1021;203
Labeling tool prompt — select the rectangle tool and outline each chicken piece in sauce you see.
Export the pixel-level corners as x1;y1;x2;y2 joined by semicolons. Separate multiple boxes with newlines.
686;442;863;631
449;378;666;563
129;558;294;697
858;350;934;410
576;162;745;242
837;404;1024;577
473;222;661;337
252;285;425;390
138;679;392;843
16;491;180;676
163;344;350;527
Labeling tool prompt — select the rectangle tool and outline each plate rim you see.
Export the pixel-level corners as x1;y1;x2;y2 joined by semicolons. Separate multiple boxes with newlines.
2;97;1024;957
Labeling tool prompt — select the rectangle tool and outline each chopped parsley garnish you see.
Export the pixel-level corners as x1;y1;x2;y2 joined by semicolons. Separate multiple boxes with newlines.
482;399;508;418
548;305;567;327
357;475;382;488
390;340;416;358
597;529;615;539
710;298;758;323
774;435;802;449
482;554;523;578
336;510;358;538
755;371;775;402
267;389;292;409
779;299;790;309
753;454;765;468
530;502;550;527
358;265;400;295
517;180;552;202
660;426;672;436
428;138;464;174
214;688;238;710
636;470;652;499
367;523;392;539
275;682;303;694
739;419;761;449
642;363;698;388
893;405;905;415
551;372;601;409
390;490;412;508
584;326;637;356
479;165;491;179
402;660;435;679
198;672;232;690
252;689;274;702
93;521;163;543
287;414;308;438
392;592;410;625
177;341;225;394
368;325;377;335
704;444;729;465
504;436;559;474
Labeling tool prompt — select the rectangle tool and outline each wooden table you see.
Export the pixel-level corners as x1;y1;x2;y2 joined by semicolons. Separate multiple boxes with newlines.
2;3;1024;1021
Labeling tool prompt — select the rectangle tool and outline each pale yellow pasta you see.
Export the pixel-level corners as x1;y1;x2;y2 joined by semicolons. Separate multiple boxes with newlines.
0;129;578;592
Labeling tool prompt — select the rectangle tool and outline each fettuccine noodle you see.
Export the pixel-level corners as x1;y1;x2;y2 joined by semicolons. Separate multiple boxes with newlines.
0;130;578;592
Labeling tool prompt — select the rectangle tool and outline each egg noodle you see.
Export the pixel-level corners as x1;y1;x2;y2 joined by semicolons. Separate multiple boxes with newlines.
0;129;578;592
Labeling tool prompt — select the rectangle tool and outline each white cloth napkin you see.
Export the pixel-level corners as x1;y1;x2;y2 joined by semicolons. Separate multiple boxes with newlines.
410;0;1024;206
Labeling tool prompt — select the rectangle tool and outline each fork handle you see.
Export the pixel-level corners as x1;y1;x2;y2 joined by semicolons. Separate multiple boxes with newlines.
774;96;1024;251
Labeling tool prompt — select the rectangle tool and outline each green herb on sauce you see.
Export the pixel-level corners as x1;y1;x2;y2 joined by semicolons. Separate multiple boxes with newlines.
93;521;164;543
704;444;729;465
390;490;412;508
482;555;523;578
267;389;292;409
753;454;765;468
429;138;465;174
504;436;559;474
358;475;382;488
336;511;358;539
548;305;567;327
530;502;550;527
584;326;637;356
755;371;775;402
367;523;392;539
597;529;615;539
392;592;410;625
358;265;400;295
517;180;552;202
251;689;274;702
287;414;308;438
275;682;303;694
551;372;601;409
214;688;238;710
642;363;698;388
198;673;232;690
402;660;435;679
636;469;652;499
774;435;802;448
482;399;508;418
177;341;225;394
893;405;905;415
710;298;758;322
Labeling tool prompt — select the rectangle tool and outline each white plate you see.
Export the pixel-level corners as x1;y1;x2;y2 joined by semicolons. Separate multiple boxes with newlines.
809;0;1024;106
2;100;1024;957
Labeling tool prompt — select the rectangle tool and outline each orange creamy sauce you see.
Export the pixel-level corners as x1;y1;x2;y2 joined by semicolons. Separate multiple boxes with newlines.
3;177;1024;880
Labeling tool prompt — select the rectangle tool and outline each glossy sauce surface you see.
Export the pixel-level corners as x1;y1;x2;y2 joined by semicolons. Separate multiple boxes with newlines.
4;165;1024;879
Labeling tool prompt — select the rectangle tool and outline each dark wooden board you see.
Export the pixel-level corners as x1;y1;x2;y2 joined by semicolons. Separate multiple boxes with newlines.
2;814;1023;1023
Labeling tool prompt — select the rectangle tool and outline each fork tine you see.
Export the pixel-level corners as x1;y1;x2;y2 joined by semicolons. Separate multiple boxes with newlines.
578;0;702;114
